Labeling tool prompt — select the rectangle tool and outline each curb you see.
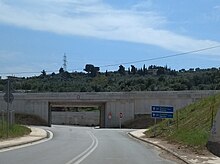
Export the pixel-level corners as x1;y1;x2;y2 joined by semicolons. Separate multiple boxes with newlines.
0;128;49;150
128;132;191;164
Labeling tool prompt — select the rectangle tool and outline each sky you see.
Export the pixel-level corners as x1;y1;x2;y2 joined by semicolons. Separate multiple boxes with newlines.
0;0;220;78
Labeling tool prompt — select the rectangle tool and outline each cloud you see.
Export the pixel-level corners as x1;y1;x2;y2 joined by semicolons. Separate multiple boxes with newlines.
132;0;153;11
0;0;219;56
214;5;220;10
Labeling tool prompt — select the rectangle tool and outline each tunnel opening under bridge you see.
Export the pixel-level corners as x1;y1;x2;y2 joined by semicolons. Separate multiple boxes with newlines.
48;102;106;128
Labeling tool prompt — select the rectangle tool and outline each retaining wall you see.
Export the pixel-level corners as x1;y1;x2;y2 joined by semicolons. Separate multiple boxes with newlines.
52;111;99;126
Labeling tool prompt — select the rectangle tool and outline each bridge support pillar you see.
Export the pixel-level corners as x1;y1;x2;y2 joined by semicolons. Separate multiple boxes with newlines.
100;104;105;128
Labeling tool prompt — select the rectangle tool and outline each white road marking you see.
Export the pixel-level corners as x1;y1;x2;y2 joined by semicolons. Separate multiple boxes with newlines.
65;131;98;164
0;130;53;153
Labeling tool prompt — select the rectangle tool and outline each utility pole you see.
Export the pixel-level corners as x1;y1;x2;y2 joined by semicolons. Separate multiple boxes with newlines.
3;78;14;138
63;53;67;72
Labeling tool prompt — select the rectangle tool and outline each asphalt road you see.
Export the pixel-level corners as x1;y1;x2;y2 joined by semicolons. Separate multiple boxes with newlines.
0;125;174;164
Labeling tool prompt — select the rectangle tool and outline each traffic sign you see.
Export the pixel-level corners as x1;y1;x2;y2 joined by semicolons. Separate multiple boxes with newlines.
3;79;14;103
3;93;14;103
108;112;112;120
151;105;174;119
152;106;174;113
119;112;123;119
151;112;173;119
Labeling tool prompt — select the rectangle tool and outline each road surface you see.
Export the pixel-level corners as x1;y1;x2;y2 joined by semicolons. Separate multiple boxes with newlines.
0;125;175;164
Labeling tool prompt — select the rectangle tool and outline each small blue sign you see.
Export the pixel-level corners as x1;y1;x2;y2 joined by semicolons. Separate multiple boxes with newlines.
152;106;174;113
152;112;173;118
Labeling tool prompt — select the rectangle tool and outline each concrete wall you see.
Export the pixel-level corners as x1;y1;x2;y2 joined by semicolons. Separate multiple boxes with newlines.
0;91;219;128
207;108;220;156
105;100;134;127
52;111;99;126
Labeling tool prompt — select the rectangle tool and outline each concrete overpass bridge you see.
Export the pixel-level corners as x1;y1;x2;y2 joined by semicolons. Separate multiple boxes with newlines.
0;90;219;128
1;90;220;157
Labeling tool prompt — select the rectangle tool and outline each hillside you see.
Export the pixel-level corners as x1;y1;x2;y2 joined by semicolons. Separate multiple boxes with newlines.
145;94;220;149
1;66;220;92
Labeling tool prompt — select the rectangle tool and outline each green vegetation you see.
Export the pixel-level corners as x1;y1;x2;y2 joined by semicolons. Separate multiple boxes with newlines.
1;65;220;92
145;94;220;149
0;122;31;139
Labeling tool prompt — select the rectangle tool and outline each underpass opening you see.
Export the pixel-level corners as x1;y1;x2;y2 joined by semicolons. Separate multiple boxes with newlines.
49;102;105;128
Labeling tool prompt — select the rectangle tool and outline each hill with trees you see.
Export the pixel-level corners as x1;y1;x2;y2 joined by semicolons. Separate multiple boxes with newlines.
1;64;220;92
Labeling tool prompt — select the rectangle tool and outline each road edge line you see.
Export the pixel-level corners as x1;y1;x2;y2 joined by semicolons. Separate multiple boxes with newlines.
0;129;53;151
128;132;191;164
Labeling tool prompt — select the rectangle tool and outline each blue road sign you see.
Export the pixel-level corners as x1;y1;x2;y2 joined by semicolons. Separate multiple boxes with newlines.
151;112;173;119
151;106;174;113
151;105;174;119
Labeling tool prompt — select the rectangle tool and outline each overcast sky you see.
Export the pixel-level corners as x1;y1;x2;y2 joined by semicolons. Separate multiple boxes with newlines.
0;0;220;77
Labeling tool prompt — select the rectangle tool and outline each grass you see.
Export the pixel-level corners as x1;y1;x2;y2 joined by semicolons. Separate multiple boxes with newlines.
0;121;31;139
145;93;220;148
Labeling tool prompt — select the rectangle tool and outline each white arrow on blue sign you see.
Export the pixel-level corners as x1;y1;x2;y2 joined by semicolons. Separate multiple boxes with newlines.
152;106;174;112
151;105;174;119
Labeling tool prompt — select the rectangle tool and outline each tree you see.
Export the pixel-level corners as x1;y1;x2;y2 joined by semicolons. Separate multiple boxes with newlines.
179;69;186;73
131;65;137;75
84;64;94;73
105;70;108;76
143;64;146;75
137;68;144;75
189;68;194;72
91;67;100;77
84;64;100;77
118;65;125;75
41;70;46;76
59;67;64;74
157;67;165;75
128;67;131;75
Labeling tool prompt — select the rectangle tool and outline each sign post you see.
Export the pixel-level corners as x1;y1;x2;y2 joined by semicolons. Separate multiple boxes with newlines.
119;112;123;129
151;105;174;136
1;110;4;131
3;79;14;138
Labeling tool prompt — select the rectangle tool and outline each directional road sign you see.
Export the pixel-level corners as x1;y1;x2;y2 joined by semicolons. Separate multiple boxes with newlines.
151;112;173;119
152;106;174;113
151;105;174;119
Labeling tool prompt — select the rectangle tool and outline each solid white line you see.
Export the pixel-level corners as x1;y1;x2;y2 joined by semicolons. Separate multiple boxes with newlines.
65;131;98;164
0;130;53;153
74;132;98;164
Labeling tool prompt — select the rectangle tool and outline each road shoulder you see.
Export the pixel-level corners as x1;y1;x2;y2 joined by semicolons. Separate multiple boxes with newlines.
0;126;48;149
129;129;220;164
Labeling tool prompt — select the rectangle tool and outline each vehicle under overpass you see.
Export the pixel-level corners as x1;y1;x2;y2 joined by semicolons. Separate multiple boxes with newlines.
0;90;219;128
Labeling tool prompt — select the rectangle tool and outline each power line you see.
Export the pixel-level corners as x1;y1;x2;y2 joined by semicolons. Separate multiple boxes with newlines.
0;70;56;75
0;71;41;75
99;45;220;68
0;45;220;76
